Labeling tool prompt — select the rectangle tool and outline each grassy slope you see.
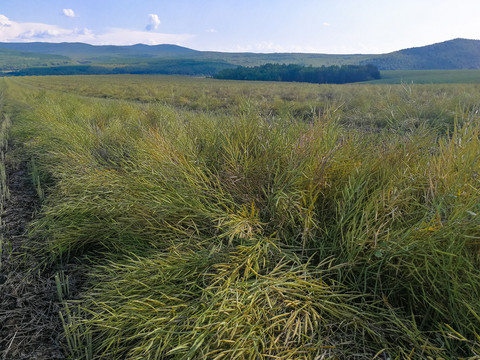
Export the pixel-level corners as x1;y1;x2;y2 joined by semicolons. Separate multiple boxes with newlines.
3;75;480;359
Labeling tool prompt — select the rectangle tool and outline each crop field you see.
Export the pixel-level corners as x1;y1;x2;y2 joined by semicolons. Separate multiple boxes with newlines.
1;74;480;359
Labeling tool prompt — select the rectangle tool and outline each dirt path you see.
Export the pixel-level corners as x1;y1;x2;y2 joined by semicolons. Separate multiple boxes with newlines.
0;150;65;358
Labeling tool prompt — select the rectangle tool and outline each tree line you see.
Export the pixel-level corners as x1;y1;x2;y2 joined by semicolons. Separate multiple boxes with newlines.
214;63;381;84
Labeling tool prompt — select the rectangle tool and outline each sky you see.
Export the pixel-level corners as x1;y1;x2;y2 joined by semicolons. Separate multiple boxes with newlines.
0;0;480;54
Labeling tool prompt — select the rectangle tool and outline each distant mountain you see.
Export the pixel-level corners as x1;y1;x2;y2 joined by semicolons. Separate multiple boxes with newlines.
360;38;480;70
0;38;479;75
0;41;370;67
0;42;199;62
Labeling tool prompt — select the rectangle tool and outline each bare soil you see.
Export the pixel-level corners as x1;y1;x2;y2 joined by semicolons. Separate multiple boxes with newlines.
0;160;65;360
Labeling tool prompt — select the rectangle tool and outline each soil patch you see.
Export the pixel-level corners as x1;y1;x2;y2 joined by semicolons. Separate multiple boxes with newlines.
0;160;65;360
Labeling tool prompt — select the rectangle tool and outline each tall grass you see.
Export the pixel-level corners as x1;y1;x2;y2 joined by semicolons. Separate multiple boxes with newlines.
4;76;480;358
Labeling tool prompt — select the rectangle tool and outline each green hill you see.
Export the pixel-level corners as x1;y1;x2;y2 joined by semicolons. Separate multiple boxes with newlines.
1;38;480;76
0;42;199;62
361;38;480;70
0;41;370;68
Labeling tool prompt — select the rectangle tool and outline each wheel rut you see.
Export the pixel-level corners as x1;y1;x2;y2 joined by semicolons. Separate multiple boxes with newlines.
0;129;65;359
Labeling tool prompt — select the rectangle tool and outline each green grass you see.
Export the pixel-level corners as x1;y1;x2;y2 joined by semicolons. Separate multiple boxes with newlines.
366;69;480;84
3;75;480;359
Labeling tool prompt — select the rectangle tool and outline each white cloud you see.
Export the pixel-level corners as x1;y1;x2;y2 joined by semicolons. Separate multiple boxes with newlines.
0;14;193;45
0;14;13;28
146;14;160;31
206;29;217;33
62;9;76;18
0;14;88;42
323;22;330;27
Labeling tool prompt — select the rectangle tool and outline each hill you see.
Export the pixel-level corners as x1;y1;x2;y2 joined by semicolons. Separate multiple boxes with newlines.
361;38;480;70
1;38;480;76
0;41;370;68
0;42;199;62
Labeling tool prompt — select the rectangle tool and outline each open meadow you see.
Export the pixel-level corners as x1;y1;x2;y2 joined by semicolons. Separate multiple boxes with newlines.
1;74;480;359
367;70;480;84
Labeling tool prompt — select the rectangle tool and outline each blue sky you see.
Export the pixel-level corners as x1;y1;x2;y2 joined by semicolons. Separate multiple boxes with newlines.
1;0;479;54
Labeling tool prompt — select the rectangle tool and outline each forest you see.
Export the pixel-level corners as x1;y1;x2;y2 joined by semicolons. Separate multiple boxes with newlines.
214;63;381;83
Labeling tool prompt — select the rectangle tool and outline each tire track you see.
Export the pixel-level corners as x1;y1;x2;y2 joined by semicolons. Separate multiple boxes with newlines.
0;112;64;359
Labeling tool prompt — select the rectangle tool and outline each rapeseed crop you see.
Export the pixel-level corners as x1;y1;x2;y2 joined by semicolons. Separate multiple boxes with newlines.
2;75;480;359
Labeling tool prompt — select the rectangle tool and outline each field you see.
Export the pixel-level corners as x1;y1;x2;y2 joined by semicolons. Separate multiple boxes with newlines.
1;74;480;359
367;69;480;84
